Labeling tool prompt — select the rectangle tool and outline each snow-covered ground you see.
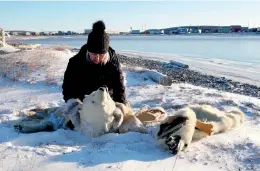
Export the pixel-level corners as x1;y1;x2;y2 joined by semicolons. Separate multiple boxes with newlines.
0;47;259;171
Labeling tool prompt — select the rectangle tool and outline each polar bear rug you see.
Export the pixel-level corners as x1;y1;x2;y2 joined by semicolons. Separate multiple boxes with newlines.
13;86;244;155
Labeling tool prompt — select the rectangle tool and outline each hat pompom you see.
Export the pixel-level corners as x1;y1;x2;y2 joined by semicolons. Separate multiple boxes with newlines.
92;20;106;33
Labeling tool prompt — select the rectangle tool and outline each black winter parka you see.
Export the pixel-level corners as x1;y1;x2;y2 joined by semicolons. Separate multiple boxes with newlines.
62;44;126;104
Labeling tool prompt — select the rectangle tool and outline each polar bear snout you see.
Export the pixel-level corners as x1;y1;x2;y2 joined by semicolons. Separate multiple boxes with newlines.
95;88;108;105
99;86;108;92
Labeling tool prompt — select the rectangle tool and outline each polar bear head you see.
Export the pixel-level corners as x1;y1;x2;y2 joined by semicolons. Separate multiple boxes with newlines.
79;86;118;137
82;86;116;114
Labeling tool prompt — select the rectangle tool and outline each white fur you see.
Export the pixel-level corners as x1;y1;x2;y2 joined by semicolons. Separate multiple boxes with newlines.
78;88;118;137
189;104;244;137
65;88;146;137
157;104;244;153
173;107;197;150
66;93;244;153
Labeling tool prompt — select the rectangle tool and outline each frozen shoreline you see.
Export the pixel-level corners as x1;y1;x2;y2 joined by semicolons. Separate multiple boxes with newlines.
117;54;260;98
118;50;260;86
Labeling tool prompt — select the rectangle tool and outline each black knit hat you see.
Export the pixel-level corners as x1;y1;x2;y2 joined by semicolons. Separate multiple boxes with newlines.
87;20;110;54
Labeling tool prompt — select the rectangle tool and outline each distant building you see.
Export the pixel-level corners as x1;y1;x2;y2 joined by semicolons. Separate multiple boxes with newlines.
241;27;249;32
189;28;202;33
154;25;256;34
23;32;31;36
230;25;242;32
162;27;178;34
249;28;257;32
58;31;66;35
9;31;30;36
106;30;120;35
66;31;78;35
49;32;57;35
176;28;189;34
10;32;18;36
145;29;164;34
130;30;140;34
200;26;219;33
218;26;231;33
84;29;92;34
67;31;73;35
84;28;119;35
40;32;49;36
31;32;40;36
119;32;129;35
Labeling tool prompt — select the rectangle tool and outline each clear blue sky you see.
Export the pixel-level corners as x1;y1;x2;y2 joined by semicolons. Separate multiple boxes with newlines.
1;1;259;32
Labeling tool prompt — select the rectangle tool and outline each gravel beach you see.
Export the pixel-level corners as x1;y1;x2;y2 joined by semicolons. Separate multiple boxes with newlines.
117;54;260;99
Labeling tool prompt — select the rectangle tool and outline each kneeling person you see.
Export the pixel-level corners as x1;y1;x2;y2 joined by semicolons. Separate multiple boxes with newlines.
62;20;127;109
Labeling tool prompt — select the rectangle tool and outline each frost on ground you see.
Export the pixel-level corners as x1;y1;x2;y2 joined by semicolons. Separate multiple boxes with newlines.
0;48;259;171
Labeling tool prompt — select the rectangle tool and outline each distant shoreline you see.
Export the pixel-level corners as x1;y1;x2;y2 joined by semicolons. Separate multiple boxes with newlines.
6;32;260;40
